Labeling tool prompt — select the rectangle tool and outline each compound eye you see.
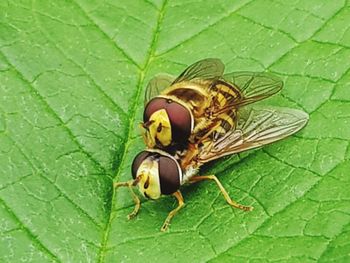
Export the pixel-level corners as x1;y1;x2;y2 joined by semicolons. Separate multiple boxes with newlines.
143;97;193;145
158;155;181;195
144;98;167;122
131;151;152;179
166;102;192;143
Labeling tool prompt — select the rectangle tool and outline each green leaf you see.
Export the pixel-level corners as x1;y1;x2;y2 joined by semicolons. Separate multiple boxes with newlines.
1;0;349;262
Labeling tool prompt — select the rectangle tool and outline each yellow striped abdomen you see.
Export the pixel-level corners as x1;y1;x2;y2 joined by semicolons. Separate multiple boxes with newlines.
209;80;242;140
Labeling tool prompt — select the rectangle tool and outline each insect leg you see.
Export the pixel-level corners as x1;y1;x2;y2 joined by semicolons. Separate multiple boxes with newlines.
189;175;253;211
161;190;185;232
114;181;141;220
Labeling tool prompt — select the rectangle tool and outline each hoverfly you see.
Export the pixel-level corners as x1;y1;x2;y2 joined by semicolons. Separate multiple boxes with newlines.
141;58;283;151
115;59;309;231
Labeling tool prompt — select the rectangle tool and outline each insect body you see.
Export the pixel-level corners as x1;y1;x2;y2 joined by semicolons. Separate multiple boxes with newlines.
115;59;309;231
142;58;283;150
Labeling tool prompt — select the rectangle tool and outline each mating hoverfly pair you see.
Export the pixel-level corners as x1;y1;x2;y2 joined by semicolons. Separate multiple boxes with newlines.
115;58;308;231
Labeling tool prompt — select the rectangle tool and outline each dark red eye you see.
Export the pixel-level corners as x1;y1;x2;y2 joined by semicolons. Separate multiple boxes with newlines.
144;97;192;145
131;151;152;179
158;155;181;195
143;98;167;122
166;100;192;144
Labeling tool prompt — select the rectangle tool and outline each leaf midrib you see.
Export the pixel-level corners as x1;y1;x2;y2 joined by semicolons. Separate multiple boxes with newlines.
96;1;168;262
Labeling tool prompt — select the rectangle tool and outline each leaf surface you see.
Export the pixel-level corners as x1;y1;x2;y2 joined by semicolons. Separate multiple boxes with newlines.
0;0;349;262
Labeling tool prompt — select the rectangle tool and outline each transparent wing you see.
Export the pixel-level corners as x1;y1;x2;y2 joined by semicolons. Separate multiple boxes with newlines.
144;73;175;106
172;58;225;84
198;106;309;163
212;72;283;115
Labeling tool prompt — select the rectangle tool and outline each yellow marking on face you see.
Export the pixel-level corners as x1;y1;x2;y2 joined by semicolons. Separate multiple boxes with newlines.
137;158;161;199
148;109;172;147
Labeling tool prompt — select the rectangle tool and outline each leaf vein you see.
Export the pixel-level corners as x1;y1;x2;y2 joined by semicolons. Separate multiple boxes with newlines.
31;8;128;118
71;0;141;69
0;50;109;174
0;198;61;262
156;0;254;57
208;160;344;261
7;134;104;228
